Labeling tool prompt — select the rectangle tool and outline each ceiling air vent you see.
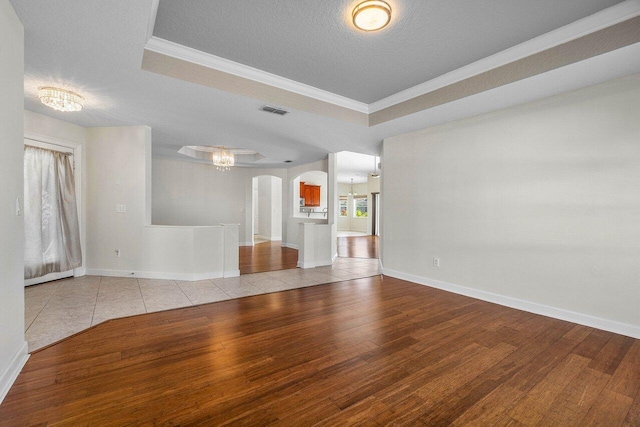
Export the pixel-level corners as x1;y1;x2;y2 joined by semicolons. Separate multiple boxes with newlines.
261;105;289;116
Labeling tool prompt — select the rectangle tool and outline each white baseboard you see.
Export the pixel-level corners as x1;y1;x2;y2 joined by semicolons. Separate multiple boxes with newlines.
86;269;224;282
282;242;299;250
0;341;29;404
332;253;338;263
382;267;640;340
224;269;240;278
297;261;315;269
240;242;254;246
256;235;282;242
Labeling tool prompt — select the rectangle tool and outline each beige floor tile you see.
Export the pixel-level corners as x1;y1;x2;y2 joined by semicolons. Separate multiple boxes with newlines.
92;300;146;326
139;280;192;312
211;279;265;298
177;280;232;305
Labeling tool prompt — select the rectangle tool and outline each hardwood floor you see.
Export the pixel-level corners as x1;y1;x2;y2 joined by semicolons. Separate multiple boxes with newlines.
3;275;639;425
337;235;379;259
239;241;298;274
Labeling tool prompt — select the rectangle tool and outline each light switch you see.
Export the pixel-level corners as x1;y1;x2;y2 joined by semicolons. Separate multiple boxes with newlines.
116;204;126;213
15;198;21;216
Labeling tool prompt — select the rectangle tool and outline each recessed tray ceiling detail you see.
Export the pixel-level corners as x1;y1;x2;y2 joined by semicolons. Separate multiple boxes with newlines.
144;1;640;127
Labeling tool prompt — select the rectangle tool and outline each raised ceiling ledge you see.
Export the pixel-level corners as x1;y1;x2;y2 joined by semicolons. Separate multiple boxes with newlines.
142;1;640;127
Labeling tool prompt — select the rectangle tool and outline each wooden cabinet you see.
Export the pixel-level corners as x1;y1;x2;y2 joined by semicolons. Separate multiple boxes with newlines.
300;182;321;207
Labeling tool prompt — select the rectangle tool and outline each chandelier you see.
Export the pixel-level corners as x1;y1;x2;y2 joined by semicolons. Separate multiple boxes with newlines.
38;87;84;112
212;147;235;171
348;178;357;196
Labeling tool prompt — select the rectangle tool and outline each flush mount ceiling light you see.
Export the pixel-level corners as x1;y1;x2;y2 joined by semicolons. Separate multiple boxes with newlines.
352;0;392;32
38;87;84;112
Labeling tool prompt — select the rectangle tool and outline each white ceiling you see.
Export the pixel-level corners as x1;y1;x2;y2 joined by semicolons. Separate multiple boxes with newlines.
337;151;378;184
10;0;640;169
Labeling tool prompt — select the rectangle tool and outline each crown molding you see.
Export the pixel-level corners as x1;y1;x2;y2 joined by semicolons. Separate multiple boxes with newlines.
145;0;160;42
144;36;370;114
369;0;640;113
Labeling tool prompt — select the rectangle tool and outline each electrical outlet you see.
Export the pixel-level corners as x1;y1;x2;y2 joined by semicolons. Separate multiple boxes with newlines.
433;257;440;267
115;249;121;257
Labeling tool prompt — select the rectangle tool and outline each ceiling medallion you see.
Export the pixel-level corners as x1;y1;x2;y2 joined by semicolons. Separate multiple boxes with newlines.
352;1;392;32
38;87;84;112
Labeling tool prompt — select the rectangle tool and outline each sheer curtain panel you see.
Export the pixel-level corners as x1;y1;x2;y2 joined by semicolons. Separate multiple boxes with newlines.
24;146;82;279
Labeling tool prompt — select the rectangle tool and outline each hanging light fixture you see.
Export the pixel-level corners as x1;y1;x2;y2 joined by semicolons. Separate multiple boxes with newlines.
348;178;357;196
371;156;380;178
212;147;235;171
38;87;84;112
352;0;392;32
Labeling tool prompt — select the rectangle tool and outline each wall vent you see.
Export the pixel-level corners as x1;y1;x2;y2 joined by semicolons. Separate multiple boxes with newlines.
261;105;289;116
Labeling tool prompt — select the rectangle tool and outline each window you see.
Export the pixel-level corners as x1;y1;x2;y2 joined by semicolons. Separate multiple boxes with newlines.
353;196;368;218
339;197;348;217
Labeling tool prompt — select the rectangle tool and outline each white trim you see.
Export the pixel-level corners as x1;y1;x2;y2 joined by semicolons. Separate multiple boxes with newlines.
145;0;160;42
85;268;224;282
332;253;338;263
144;37;370;114
297;261;315;269
315;259;333;267
224;269;240;278
0;341;29;404
282;242;299;250
254;235;283;242
369;1;640;113
382;267;640;340
240;242;254;247
24;271;73;287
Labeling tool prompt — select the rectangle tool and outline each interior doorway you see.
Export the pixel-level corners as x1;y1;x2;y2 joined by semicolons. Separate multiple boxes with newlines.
251;175;283;245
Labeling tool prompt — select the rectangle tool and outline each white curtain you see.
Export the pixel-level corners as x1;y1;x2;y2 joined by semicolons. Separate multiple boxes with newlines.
24;146;82;279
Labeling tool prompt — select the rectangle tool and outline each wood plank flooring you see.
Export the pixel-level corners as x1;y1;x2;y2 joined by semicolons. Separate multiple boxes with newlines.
2;275;640;425
337;235;379;259
239;241;298;274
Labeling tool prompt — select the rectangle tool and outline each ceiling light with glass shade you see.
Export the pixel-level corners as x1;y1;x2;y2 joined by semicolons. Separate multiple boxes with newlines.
212;147;235;171
38;87;84;112
352;0;392;32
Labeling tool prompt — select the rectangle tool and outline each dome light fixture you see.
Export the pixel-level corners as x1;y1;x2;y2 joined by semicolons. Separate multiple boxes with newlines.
38;87;84;112
352;0;392;32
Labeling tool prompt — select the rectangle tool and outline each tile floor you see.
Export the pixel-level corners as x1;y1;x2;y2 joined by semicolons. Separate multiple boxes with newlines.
24;257;381;352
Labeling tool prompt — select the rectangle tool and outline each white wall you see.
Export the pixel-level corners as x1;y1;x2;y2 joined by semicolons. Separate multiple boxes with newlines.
0;0;27;403
286;159;328;248
85;127;236;279
86;126;150;271
153;157;330;249
382;75;640;338
152;158;287;245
